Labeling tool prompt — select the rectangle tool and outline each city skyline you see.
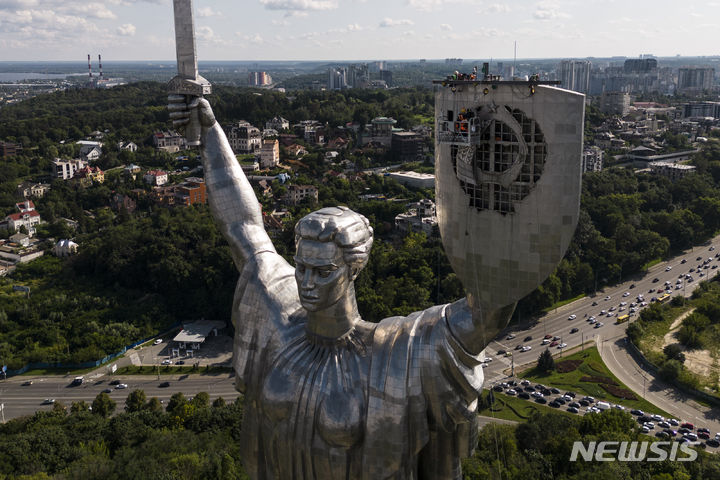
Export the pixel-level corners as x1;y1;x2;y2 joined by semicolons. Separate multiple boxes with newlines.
1;0;719;62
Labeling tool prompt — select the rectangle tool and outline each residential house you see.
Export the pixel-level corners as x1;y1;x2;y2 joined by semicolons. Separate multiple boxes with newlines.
117;141;138;152
53;239;78;257
110;193;137;213
286;144;308;158
144;170;169;186
226;122;262;154
257;179;273;198
153;131;187;152
4;210;41;236
17;181;50;199
260;139;280;169
73;165;105;186
327;137;349;150
125;163;142;180
175;178;207;206
266;116;290;131
0;141;22;158
395;199;438;235
53;158;88;180
286;185;318;205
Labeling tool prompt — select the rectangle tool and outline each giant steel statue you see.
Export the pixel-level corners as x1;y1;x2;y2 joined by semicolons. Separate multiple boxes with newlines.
168;3;584;478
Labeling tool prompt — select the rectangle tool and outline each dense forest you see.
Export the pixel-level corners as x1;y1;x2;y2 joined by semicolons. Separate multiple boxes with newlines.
2;83;720;369
0;397;718;480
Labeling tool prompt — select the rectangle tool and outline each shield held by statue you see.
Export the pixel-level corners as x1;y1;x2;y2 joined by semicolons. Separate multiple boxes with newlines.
434;83;585;316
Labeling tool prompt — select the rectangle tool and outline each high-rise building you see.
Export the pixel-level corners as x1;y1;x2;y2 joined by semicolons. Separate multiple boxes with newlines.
558;60;591;94
677;68;715;94
624;58;657;74
600;92;631;116
347;64;369;88
248;71;273;86
327;67;347;90
379;69;393;87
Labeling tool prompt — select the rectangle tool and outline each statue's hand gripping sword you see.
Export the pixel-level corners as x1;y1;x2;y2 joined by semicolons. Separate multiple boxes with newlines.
167;0;211;146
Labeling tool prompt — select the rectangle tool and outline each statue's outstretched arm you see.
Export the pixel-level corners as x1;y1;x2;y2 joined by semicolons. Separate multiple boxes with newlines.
169;95;275;268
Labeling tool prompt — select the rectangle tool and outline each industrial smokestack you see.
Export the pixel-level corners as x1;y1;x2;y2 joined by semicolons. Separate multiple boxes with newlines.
88;54;93;78
98;54;103;79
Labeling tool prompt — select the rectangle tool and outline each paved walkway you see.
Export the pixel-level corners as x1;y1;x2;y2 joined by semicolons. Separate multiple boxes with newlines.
597;331;720;434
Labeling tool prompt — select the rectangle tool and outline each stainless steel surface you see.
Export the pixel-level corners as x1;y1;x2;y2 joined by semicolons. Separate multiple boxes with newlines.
168;0;210;145
164;90;579;478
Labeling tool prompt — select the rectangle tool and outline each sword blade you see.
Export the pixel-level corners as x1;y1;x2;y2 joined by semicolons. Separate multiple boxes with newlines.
173;0;198;80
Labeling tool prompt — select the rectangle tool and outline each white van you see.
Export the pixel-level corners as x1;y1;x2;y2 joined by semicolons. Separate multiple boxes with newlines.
596;401;611;410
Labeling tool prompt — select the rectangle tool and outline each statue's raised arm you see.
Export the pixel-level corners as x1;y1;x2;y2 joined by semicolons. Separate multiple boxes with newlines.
169;95;275;268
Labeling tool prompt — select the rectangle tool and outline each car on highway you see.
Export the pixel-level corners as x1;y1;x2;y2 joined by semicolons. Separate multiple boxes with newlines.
154;339;163;345
506;334;516;340
570;328;579;333
622;292;630;297
591;301;598;306
595;322;604;328
604;295;611;300
697;256;703;261
681;259;687;264
550;340;559;347
541;339;550;345
109;379;121;386
159;381;171;388
521;345;532;352
523;336;533;342
102;388;112;393
115;383;128;389
652;278;659;283
557;343;567;349
666;266;672;271
515;344;523;350
22;380;33;386
588;317;596;324
41;398;55;405
568;314;577;320
161;359;173;365
504;352;513;357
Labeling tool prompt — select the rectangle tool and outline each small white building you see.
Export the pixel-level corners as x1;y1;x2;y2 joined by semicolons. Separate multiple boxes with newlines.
53;158;88;180
172;320;226;353
387;171;435;189
53;239;79;257
144;170;169;186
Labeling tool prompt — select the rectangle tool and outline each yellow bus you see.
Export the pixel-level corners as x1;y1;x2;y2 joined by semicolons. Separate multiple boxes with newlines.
657;294;671;304
617;314;630;324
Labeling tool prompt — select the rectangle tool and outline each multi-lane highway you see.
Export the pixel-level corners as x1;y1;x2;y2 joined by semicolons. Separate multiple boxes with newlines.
482;238;720;437
0;371;239;420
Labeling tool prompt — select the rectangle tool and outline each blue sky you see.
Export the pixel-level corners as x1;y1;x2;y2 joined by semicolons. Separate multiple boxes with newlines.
1;0;719;62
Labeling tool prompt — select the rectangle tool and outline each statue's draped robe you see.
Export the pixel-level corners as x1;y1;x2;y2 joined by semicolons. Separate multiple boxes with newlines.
233;251;483;479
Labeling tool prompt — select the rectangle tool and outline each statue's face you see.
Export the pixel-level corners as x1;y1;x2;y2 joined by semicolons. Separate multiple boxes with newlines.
294;239;351;312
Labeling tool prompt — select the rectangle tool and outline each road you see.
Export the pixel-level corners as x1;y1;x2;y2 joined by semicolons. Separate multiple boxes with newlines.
0;372;239;420
481;238;720;435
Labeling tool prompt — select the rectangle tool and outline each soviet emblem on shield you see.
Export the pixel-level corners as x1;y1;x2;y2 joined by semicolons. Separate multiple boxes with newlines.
450;105;547;215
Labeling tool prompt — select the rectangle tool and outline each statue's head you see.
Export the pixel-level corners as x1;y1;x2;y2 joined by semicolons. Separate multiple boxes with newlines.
294;207;373;312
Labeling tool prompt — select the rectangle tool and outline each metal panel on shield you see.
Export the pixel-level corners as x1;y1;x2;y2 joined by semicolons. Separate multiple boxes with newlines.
435;83;585;312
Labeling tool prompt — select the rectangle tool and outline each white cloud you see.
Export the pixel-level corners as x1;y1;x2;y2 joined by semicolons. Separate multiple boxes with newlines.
407;0;444;11
485;3;510;13
259;0;338;12
196;26;222;43
534;1;569;20
272;19;290;26
440;23;452;31
116;23;136;36
238;33;265;45
197;6;222;17
64;3;117;19
379;18;414;28
347;23;363;32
